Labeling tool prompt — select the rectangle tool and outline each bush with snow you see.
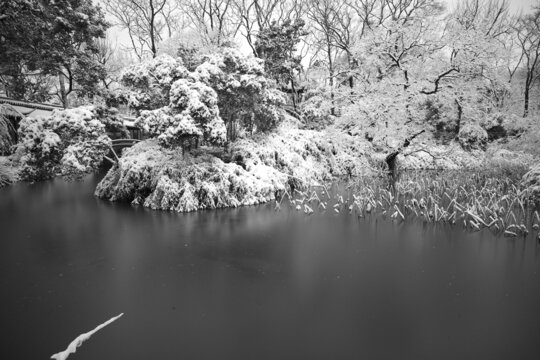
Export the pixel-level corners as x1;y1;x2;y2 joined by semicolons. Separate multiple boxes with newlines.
95;120;373;212
300;86;336;129
108;55;227;150
135;78;226;148
91;105;129;138
522;163;540;201
192;48;285;137
112;50;283;150
457;123;488;151
95;139;288;211
107;55;188;111
17;106;111;180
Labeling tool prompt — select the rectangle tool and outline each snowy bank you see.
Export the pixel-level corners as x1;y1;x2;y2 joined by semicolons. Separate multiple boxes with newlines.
95;123;372;212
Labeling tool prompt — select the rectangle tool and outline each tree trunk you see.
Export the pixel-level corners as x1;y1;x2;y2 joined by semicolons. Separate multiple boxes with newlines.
348;53;354;90
385;129;425;183
290;77;298;113
227;115;236;143
58;72;68;109
149;0;157;58
385;151;400;182
524;82;530;117
326;40;335;116
455;98;462;134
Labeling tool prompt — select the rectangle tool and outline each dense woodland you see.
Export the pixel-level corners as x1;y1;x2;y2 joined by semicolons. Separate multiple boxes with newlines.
2;0;540;117
1;0;540;217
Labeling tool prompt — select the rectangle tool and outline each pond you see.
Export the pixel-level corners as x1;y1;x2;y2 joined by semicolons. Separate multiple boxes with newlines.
1;173;540;360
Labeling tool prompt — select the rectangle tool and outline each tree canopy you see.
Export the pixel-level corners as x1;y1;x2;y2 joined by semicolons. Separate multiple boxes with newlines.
0;0;108;106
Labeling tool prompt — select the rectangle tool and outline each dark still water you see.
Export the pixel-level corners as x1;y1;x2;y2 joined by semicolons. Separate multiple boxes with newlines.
1;174;540;360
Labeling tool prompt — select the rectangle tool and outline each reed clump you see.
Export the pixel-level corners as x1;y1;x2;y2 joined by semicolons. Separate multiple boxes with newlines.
279;167;540;238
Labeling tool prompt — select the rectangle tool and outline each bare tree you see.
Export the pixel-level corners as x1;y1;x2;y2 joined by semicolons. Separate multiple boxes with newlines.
452;0;511;38
180;0;236;46
348;0;380;36
306;0;352;115
106;0;181;59
515;8;540;117
233;0;305;54
94;35;133;89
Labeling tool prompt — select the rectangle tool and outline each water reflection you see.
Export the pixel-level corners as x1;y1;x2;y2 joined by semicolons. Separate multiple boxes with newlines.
1;174;540;360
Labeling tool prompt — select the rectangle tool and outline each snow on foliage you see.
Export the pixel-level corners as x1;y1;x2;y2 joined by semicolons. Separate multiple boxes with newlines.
113;49;282;149
192;48;285;135
135;77;225;147
18;106;111;180
91;106;129;137
95;50;292;210
108;55;187;111
95;139;287;211
522;163;540;201
95;119;372;212
397;142;484;170
121;55;186;89
112;55;227;149
457;123;488;151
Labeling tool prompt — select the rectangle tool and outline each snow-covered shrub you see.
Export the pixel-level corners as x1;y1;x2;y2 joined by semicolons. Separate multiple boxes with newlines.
457;123;488;150
95;139;289;211
60;138;110;176
254;88;286;132
18;120;63;180
418;96;460;144
135;78;226;148
107;49;284;144
521;163;540;201
107;55;188;111
480;112;527;142
498;114;540;158
122;55;186;89
91;105;129;138
107;54;229;150
300;86;335;129
95;120;373;212
17;106;111;180
192;48;285;138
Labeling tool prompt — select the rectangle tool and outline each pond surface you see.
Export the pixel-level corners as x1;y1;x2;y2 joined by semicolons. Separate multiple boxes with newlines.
1;174;540;360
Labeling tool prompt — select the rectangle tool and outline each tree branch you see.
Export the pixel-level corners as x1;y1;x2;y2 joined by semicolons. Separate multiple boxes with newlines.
420;68;459;95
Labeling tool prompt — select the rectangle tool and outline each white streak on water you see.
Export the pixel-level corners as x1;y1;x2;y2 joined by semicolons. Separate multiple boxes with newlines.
50;313;124;360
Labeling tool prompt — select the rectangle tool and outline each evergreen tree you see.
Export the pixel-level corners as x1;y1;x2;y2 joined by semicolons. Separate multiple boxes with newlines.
0;0;108;106
255;19;307;111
